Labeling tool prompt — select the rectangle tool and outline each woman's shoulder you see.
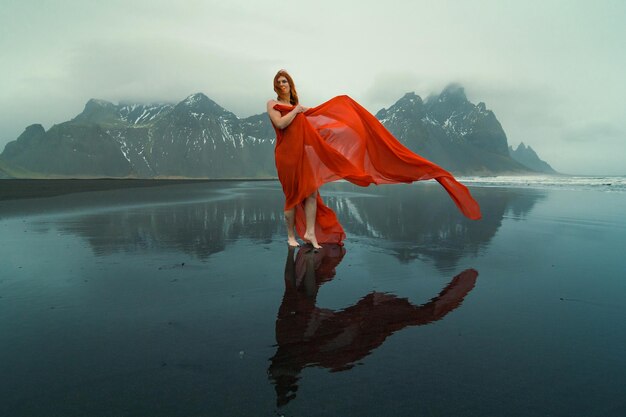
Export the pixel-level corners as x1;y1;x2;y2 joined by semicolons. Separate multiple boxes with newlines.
267;99;296;113
267;99;282;110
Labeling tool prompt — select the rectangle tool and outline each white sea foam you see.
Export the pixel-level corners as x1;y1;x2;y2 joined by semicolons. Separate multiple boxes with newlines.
458;175;626;192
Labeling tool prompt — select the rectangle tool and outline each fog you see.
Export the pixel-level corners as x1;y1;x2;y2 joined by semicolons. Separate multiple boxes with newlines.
1;0;624;174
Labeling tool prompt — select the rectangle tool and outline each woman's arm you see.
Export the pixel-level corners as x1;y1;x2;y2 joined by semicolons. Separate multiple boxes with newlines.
267;101;304;129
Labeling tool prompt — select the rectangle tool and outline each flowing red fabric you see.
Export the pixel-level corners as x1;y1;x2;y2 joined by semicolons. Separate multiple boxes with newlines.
272;95;481;244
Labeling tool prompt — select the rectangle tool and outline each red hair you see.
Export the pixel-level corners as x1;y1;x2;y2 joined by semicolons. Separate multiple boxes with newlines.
273;70;299;105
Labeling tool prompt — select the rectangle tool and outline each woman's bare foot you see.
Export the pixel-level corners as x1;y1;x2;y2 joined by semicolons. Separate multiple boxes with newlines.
303;232;322;249
287;237;300;247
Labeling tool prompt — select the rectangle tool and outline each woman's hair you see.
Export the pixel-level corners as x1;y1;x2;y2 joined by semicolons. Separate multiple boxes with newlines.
273;70;299;105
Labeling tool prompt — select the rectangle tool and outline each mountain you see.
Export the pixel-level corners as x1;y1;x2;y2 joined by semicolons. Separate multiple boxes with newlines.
375;85;530;174
509;142;556;173
0;93;276;178
0;144;48;178
0;87;554;178
1;122;133;177
0;164;11;178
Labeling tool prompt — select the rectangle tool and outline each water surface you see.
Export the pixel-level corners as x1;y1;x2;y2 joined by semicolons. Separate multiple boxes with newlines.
1;180;624;416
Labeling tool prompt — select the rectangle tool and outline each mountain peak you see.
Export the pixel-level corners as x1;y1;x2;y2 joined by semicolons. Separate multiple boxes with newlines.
440;83;467;101
510;142;557;173
375;92;425;120
424;83;469;108
183;93;209;105
85;98;115;108
400;91;423;103
176;92;228;116
73;99;120;124
392;92;424;108
24;123;45;134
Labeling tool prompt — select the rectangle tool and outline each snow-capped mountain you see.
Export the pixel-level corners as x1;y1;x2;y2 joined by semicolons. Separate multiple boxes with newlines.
0;86;552;178
1;93;275;178
376;84;529;174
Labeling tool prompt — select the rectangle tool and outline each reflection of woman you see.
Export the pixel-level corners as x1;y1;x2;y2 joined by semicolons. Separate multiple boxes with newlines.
268;245;478;406
267;70;482;249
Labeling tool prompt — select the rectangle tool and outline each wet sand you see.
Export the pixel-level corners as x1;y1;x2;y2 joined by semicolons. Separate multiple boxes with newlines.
0;178;272;200
0;180;625;416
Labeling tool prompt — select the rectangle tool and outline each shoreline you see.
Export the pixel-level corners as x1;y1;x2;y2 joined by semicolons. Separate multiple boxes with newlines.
1;174;624;202
0;177;277;201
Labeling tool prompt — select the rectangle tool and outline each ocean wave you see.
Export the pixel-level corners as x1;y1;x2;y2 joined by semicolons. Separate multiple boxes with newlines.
458;175;626;192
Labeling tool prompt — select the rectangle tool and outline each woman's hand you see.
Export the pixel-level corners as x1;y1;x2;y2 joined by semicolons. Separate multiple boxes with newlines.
268;100;305;130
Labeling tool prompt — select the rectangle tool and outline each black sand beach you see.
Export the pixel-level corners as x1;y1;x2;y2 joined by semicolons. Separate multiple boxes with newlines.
1;179;625;416
0;178;272;200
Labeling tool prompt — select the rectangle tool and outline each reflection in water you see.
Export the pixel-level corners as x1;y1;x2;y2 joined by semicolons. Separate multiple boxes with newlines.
327;185;545;271
52;191;285;259
43;183;543;269
268;245;478;406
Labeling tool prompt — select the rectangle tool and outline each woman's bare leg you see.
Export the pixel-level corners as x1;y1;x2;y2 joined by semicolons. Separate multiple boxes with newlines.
303;191;321;249
284;208;299;247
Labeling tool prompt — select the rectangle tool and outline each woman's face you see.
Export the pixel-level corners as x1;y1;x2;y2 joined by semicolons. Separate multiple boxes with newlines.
277;76;290;96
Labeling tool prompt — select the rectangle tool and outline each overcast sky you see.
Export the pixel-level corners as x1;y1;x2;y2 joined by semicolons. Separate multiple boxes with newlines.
1;0;624;175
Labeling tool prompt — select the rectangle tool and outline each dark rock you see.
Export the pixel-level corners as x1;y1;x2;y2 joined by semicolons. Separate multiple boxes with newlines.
509;142;557;173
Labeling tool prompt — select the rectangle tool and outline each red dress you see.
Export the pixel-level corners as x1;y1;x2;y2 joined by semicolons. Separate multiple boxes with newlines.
272;95;481;244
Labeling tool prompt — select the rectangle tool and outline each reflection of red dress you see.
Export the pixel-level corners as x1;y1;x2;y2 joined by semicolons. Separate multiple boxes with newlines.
272;95;482;244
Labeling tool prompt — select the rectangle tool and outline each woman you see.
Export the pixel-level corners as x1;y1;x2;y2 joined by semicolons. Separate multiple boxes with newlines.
267;69;481;249
267;71;319;248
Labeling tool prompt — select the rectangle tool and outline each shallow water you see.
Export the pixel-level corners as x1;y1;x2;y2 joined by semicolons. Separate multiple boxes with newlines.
1;180;625;416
